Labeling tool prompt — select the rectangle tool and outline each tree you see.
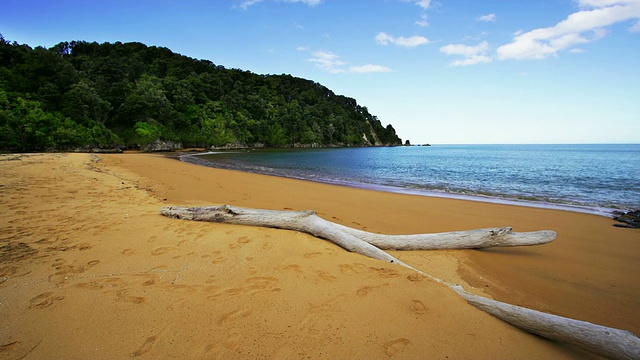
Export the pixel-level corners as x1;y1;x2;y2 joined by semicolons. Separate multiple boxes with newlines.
62;80;111;124
0;37;403;151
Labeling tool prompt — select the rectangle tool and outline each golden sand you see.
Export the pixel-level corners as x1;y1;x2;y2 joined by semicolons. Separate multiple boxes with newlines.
1;152;638;359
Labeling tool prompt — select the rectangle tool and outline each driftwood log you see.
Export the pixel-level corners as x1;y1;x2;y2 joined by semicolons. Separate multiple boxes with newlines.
161;205;640;360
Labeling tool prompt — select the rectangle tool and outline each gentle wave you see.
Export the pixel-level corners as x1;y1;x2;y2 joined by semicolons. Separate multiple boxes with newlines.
180;144;640;216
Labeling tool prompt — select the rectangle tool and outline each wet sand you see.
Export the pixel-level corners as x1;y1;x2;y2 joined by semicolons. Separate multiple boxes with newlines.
1;152;638;359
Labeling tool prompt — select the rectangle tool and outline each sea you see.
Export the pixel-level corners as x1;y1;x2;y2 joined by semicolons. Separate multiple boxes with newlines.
181;144;640;216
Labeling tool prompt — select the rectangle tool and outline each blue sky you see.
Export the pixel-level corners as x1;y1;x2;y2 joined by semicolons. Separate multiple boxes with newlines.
2;0;639;144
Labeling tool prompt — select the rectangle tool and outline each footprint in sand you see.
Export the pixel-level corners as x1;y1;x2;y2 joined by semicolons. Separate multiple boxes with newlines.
28;292;64;309
132;273;160;286
406;274;426;282
202;343;219;357
237;236;251;244
116;290;146;304
246;276;279;291
217;304;253;325
0;341;21;352
0;341;39;360
87;260;100;266
368;267;401;279
77;243;92;251
75;276;125;291
130;335;157;357
410;300;428;315
339;263;365;275
212;256;226;264
382;338;411;357
224;331;242;350
356;283;389;297
303;252;322;258
275;264;303;274
48;259;101;284
122;248;135;256
208;276;280;299
316;270;337;282
150;246;179;256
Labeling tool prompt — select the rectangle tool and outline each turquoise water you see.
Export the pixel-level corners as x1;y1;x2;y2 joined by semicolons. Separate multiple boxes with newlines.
183;144;640;214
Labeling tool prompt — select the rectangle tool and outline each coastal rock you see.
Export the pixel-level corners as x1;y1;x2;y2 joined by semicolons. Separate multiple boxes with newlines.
405;140;411;146
143;139;182;152
211;141;250;150
613;210;640;229
361;133;373;146
70;147;123;153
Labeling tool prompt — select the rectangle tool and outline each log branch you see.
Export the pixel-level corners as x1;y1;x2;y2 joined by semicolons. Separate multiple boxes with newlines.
160;204;640;360
453;286;640;360
160;205;556;250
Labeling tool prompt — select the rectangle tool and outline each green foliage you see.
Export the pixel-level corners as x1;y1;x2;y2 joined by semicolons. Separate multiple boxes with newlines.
0;37;402;151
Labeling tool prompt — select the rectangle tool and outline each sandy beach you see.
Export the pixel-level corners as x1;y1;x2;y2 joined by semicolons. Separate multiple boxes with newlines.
1;152;639;359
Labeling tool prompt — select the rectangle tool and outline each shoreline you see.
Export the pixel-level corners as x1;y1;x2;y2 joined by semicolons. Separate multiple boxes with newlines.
178;151;619;218
132;152;640;334
2;152;638;359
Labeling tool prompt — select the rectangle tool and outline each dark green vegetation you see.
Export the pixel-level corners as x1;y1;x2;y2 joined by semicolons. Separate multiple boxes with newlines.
0;36;402;152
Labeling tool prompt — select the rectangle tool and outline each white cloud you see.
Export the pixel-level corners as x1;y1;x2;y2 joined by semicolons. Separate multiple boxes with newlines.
375;32;430;47
496;0;640;60
296;46;308;51
375;32;394;45
415;14;429;27
239;0;321;10
477;13;497;22
308;51;346;73
440;41;492;66
440;41;489;56
402;0;432;9
415;0;432;9
282;0;322;5
239;0;263;9
450;55;493;67
576;0;636;7
630;20;640;31
349;64;393;73
308;51;392;74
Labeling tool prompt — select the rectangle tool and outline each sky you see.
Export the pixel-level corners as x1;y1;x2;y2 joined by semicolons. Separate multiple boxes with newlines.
2;0;640;144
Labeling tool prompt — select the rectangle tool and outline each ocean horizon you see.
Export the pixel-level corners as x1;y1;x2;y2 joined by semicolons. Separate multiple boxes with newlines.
181;144;640;216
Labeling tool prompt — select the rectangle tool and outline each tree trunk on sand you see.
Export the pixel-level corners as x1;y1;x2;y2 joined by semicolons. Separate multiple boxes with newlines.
160;205;640;360
160;205;557;251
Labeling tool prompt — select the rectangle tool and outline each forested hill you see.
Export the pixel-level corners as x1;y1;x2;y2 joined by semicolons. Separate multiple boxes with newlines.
0;37;403;151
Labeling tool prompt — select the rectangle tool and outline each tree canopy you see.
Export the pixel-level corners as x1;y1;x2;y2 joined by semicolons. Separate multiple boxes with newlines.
0;36;402;151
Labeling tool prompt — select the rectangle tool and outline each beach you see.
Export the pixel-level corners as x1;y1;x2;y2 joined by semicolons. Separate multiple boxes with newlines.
1;152;639;359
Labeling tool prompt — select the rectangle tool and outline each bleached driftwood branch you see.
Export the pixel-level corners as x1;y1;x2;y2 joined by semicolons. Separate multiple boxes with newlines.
160;205;556;251
453;287;640;360
160;205;640;360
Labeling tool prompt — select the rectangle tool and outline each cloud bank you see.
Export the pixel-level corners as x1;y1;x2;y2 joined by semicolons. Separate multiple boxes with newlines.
496;0;640;60
440;41;492;66
476;13;497;22
375;32;430;47
239;0;322;10
308;51;392;74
